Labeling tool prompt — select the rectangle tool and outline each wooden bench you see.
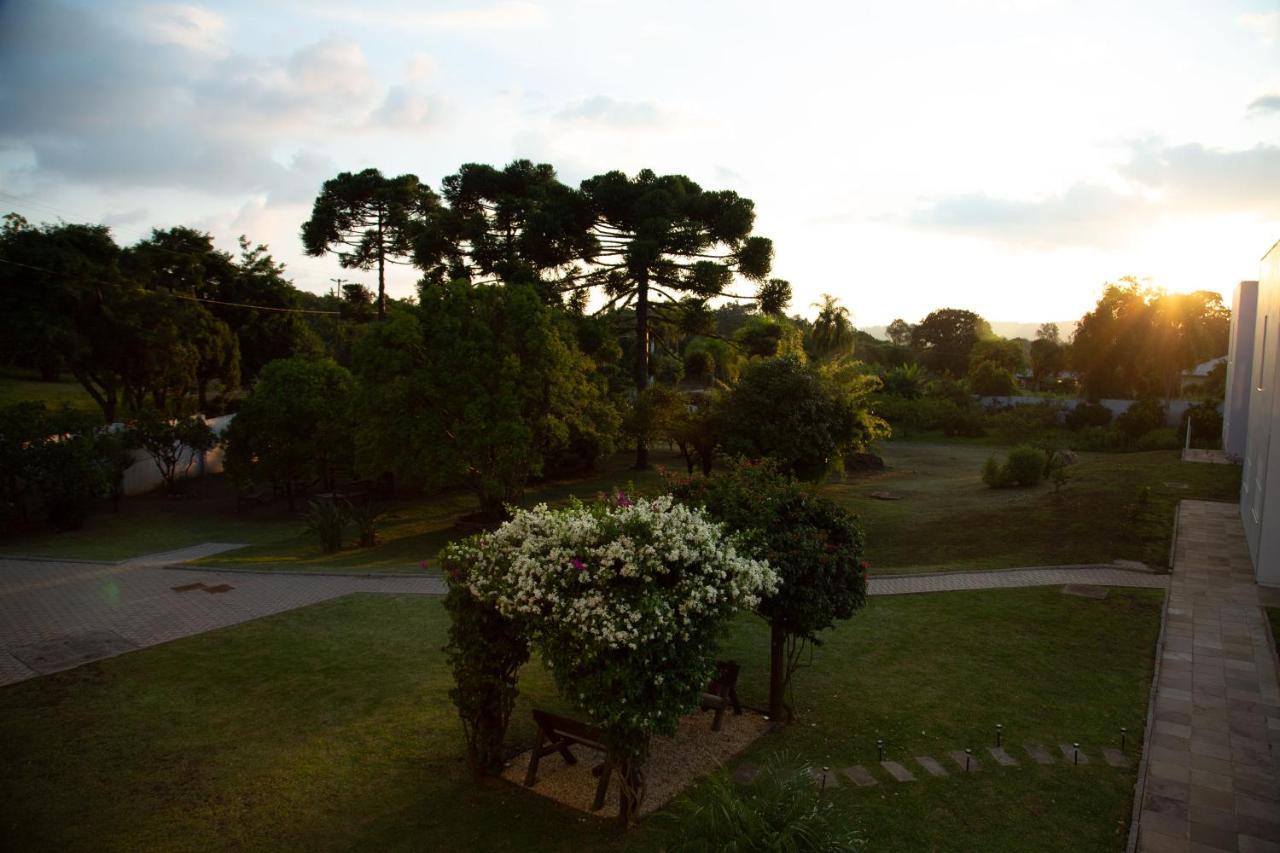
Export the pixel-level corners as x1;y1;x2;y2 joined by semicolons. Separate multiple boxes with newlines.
524;709;616;811
700;660;743;731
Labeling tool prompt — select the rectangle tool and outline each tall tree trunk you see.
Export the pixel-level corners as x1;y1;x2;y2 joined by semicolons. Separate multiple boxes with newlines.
633;274;650;470
376;207;386;321
769;622;787;720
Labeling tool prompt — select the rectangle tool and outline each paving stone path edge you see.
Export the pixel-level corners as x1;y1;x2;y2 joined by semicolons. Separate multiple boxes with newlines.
1126;564;1171;853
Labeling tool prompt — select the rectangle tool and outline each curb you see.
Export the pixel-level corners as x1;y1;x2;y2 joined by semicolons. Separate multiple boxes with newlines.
0;554;124;566
1166;502;1182;571
1127;507;1178;853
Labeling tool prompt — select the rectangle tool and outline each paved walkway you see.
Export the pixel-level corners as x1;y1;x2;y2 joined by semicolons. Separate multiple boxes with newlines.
869;565;1169;596
0;546;443;687
1136;500;1280;853
0;550;1170;690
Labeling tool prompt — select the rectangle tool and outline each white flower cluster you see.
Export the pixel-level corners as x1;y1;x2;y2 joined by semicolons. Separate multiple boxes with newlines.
449;496;778;661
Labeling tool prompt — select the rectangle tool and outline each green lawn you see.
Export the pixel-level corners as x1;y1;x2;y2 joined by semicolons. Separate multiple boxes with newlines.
824;442;1241;573
0;586;1161;852
2;450;681;568
0;367;100;413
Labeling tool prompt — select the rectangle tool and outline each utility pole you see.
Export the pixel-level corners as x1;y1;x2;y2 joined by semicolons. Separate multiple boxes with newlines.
328;278;347;358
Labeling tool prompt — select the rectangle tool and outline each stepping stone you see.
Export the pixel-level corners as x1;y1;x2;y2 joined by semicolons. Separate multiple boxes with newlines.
868;491;901;500
880;760;916;782
731;761;759;786
1060;743;1089;765
915;756;949;777
203;584;234;594
1102;748;1129;768
840;766;878;788
172;582;206;592
948;750;980;772
1062;584;1108;599
1025;744;1055;765
987;747;1019;766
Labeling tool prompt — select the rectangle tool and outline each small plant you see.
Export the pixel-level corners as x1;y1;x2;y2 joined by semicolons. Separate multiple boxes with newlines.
981;445;1047;488
982;454;1003;487
348;499;382;548
662;754;865;852
304;498;347;553
1049;453;1069;492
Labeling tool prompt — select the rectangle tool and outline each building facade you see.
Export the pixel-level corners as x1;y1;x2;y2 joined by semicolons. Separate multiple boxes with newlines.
1240;242;1280;587
1223;280;1258;458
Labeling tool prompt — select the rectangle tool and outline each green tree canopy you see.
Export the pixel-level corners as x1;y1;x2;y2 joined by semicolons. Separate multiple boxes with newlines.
576;169;790;467
351;282;620;516
808;294;855;361
223;357;356;510
911;308;992;377
302;168;439;319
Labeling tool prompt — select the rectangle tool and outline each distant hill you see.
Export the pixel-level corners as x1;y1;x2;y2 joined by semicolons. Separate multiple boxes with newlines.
862;320;1079;342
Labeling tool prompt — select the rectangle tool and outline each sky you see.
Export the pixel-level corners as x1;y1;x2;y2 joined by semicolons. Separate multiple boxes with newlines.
1;0;1278;327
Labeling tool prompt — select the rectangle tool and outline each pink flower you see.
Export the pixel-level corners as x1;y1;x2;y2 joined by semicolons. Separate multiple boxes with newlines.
615;491;633;507
419;560;431;570
571;558;587;572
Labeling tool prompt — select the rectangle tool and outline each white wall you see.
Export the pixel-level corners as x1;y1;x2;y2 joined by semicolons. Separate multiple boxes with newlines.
1223;281;1258;458
1241;240;1280;587
118;414;235;496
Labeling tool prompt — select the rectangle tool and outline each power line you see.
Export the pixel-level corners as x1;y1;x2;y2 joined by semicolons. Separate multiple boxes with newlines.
0;256;340;315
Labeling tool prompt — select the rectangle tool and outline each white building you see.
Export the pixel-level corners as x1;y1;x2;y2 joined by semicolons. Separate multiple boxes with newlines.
1223;281;1258;458
1238;242;1280;587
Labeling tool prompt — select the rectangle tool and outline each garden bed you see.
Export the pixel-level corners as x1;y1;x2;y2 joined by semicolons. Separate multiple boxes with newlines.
501;709;772;817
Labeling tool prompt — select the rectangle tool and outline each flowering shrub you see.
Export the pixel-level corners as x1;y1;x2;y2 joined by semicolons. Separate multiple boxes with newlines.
441;494;777;775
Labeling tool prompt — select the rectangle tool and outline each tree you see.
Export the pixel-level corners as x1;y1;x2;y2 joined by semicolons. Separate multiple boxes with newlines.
886;318;913;346
912;308;992;377
719;356;879;481
124;409;216;496
1029;336;1067;389
735;314;804;360
1036;322;1060;344
223;357;356;510
967;360;1019;396
302;168;438;320
668;459;867;721
351;283;620;517
576;169;789;468
808;294;854;361
415;160;597;301
967;338;1025;374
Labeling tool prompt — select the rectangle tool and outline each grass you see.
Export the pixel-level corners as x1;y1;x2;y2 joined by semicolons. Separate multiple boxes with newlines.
824;441;1241;573
0;585;1162;852
1;450;681;568
0;366;100;414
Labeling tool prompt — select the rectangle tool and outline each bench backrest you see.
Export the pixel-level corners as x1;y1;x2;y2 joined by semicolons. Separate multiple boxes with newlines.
532;709;607;750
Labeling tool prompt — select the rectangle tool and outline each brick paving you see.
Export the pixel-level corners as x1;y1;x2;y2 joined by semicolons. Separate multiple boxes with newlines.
0;546;443;686
1135;500;1280;853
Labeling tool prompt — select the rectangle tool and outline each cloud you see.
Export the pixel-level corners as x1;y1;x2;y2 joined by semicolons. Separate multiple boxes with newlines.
1248;94;1280;114
1239;11;1279;44
0;1;433;201
310;1;547;31
909;140;1280;248
553;95;666;127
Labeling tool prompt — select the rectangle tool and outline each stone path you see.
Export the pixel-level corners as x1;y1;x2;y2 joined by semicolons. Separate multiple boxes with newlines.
1135;500;1280;853
0;547;443;686
869;565;1169;596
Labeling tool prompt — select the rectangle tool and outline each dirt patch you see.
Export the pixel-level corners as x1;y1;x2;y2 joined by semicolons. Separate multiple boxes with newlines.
501;708;772;818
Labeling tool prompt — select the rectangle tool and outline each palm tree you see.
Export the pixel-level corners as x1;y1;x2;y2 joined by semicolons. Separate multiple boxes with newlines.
809;294;855;361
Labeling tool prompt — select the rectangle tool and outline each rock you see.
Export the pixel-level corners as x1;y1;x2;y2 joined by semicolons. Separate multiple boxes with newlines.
868;491;901;501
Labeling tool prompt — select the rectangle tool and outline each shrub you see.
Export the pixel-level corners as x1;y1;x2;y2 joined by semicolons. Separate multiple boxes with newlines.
661;756;864;852
873;395;957;434
1115;399;1166;441
1180;403;1222;449
879;364;925;399
1068;425;1122;452
941;405;985;437
986;402;1061;443
967;360;1019;396
982;445;1046;488
1005;445;1047;486
124;409;217;496
1135;427;1180;451
303;498;346;553
683;349;716;382
1065;402;1112;431
347;499;382;548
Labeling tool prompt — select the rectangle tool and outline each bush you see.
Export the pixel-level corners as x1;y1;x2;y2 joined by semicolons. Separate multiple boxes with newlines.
967;360;1019;396
348;499;382;548
661;756;864;853
1005;445;1047;486
683;349;715;382
1068;425;1122;452
985;402;1061;443
1115;399;1166;441
303;498;346;553
982;445;1046;488
1065;402;1112;431
941;405;985;437
1180;403;1222;449
873;395;957;434
1136;427;1180;451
